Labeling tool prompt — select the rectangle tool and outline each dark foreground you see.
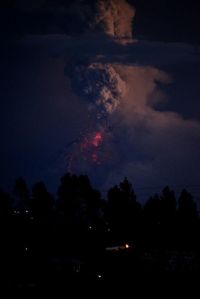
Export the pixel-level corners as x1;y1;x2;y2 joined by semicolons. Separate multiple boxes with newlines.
1;174;200;294
1;246;200;295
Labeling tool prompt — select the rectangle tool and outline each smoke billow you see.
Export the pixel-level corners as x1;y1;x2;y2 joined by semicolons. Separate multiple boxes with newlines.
92;0;135;40
65;0;135;119
103;64;200;192
61;0;136;170
69;62;126;116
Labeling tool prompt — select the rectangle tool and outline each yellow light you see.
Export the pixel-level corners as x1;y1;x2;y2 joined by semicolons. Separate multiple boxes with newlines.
125;244;130;249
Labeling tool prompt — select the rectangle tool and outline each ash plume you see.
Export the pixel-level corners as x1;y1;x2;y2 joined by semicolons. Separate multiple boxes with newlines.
92;0;135;40
68;62;127;116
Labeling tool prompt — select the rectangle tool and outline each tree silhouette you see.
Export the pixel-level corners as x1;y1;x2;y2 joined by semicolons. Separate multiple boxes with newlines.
57;173;103;226
0;189;14;284
0;188;12;218
160;186;177;221
106;177;141;242
56;173;105;258
143;194;161;248
31;181;54;219
0;172;199;288
13;177;29;202
144;194;161;225
160;186;177;248
178;189;198;223
177;189;198;249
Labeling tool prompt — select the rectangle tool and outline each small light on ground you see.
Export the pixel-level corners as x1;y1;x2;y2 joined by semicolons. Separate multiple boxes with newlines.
14;210;20;215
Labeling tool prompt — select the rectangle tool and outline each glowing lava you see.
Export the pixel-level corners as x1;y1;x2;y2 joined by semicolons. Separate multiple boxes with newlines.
92;132;103;147
66;127;111;172
78;131;104;164
80;131;103;150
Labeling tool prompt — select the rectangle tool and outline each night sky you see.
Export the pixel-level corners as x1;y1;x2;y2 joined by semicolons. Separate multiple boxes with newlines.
0;0;200;203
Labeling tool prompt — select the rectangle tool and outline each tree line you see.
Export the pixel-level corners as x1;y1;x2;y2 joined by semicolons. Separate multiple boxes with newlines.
0;173;200;287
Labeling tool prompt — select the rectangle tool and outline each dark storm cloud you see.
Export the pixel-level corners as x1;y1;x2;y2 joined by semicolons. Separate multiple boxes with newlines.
1;0;200;44
131;0;200;44
10;0;135;39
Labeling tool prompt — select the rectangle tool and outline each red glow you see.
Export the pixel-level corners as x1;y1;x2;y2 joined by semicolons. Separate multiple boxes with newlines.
67;129;107;169
92;132;103;147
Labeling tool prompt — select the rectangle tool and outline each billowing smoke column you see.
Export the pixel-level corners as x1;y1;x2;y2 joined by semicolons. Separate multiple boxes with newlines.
66;61;127;169
65;0;134;170
92;0;135;40
70;62;126;116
